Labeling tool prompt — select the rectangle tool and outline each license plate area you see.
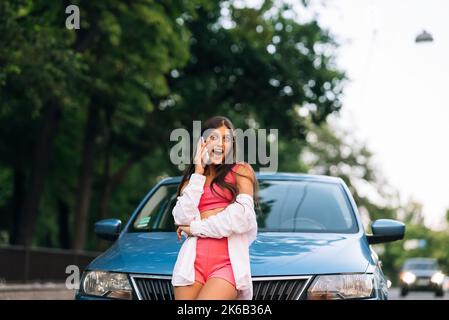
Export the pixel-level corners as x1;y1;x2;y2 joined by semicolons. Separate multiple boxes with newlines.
417;278;430;286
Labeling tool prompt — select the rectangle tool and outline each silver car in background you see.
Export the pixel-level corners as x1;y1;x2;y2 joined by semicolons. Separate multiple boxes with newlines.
399;258;445;297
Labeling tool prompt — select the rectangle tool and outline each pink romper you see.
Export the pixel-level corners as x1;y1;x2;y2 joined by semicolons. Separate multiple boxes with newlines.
194;164;242;287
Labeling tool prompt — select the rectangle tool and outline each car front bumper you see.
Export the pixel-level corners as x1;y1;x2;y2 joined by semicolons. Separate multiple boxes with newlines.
400;282;443;291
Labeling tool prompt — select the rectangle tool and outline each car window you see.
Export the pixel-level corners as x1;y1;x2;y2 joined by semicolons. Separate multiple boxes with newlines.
128;179;358;233
256;180;358;233
404;261;438;270
130;184;178;232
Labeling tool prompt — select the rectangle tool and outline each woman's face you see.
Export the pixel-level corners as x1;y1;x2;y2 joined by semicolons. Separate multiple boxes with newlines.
204;125;234;165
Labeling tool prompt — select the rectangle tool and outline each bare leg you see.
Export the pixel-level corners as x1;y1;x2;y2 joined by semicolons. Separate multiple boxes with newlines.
174;281;204;300
196;277;238;300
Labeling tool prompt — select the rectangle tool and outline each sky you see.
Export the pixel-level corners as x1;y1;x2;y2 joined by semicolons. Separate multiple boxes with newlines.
243;0;449;229
299;0;449;229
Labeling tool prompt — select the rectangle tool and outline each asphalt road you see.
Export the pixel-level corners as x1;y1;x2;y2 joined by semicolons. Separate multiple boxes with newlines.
0;283;75;300
0;289;75;300
1;285;448;300
389;287;449;300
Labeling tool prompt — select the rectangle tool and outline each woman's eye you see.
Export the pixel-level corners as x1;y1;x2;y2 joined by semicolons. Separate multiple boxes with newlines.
224;136;232;143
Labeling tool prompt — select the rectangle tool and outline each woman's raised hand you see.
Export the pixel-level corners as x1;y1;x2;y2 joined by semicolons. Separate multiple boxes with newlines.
193;137;209;175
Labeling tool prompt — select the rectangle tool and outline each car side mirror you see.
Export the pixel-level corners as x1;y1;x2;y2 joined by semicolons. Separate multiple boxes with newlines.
366;219;405;244
94;219;122;241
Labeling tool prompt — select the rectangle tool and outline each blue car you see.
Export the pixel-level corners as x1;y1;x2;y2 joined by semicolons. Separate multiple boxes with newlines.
75;173;405;300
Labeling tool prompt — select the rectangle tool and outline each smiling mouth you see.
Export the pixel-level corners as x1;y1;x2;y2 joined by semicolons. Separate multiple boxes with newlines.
212;147;223;157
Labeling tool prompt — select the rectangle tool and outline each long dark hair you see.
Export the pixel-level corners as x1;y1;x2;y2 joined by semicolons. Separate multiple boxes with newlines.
176;116;259;208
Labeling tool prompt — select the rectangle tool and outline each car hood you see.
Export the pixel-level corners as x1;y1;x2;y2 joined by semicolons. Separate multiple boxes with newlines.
87;232;371;276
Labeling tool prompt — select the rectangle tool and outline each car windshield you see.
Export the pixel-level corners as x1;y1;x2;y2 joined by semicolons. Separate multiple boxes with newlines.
128;180;358;233
404;261;438;270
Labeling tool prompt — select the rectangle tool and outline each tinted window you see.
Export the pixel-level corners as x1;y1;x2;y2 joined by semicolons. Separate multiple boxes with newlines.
129;184;178;232
128;180;358;233
256;180;358;233
404;261;438;270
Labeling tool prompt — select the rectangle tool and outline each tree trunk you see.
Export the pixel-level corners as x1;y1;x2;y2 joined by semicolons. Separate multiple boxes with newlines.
9;169;26;245
72;104;100;251
57;197;71;249
97;105;146;222
98;156;140;222
15;101;62;246
97;106;112;222
95;155;141;251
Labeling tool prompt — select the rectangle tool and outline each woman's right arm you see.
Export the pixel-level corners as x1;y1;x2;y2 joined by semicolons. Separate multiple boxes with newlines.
172;136;209;226
172;173;206;226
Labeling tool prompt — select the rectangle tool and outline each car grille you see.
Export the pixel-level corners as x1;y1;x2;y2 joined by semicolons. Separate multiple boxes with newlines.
131;275;174;300
252;277;312;300
130;275;312;300
415;276;431;285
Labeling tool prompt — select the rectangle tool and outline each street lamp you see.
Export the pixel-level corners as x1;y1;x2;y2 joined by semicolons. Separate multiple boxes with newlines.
415;30;434;43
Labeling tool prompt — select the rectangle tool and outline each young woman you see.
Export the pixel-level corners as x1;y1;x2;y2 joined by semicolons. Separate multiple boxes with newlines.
171;116;259;300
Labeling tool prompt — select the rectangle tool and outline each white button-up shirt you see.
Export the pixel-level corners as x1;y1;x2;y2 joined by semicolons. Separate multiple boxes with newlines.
171;173;258;300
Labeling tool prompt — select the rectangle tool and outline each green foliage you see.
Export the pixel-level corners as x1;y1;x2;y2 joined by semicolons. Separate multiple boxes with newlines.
1;2;448;287
382;222;449;285
300;118;398;230
300;118;449;281
0;0;355;251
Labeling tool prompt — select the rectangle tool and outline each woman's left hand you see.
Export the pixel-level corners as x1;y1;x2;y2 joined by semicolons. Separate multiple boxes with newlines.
176;225;192;240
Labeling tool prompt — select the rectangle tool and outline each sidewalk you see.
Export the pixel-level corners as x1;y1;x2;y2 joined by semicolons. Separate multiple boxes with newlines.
0;282;75;300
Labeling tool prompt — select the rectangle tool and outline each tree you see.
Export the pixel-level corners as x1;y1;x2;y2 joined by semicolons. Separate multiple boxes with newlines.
0;0;86;246
0;0;347;250
300;117;399;228
0;0;203;249
67;0;204;250
167;1;345;170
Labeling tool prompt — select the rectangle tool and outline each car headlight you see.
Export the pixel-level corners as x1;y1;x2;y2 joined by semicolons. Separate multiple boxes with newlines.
307;274;374;300
81;271;132;299
400;271;416;285
387;279;392;289
431;272;445;285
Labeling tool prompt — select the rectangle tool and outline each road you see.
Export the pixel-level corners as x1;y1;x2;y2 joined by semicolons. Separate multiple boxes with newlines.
389;287;449;300
1;284;448;300
0;283;75;300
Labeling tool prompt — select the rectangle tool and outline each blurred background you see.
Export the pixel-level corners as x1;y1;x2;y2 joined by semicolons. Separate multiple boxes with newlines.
0;0;448;299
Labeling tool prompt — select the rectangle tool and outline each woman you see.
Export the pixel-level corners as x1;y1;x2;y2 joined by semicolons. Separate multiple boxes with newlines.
171;115;259;300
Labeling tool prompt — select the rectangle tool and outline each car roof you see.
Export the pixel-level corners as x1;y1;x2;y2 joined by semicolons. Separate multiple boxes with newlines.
159;172;344;185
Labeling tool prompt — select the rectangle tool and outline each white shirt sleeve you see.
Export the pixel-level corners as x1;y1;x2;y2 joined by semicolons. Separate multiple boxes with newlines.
189;193;257;238
172;173;206;226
